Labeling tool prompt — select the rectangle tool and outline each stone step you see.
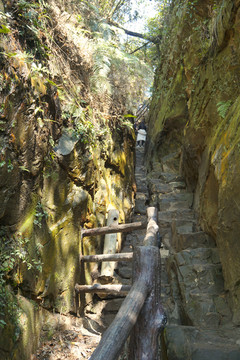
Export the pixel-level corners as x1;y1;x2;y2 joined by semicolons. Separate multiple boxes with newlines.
134;192;148;214
135;167;146;175
184;290;232;327
148;180;173;194
159;219;197;238
172;231;216;252
148;179;186;195
164;325;240;360
158;209;196;222
166;258;231;326
173;248;221;266
101;298;125;328
148;173;185;184
135;179;148;192
161;273;170;288
158;192;193;211
174;263;224;295
124;232;145;248
169;181;186;190
117;263;132;279
161;285;171;298
160;248;170;259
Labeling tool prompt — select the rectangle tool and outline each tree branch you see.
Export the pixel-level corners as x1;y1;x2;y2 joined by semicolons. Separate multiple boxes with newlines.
107;19;161;44
110;0;125;18
130;41;151;54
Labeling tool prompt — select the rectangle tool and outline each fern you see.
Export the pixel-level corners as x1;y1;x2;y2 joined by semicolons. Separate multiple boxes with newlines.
217;100;232;119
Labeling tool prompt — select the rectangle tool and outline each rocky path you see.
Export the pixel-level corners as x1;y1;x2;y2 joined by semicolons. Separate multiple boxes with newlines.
146;151;240;359
35;145;240;359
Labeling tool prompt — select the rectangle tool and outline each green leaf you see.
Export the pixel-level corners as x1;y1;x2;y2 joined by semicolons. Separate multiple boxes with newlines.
0;25;11;34
46;79;58;87
0;319;6;328
123;114;136;118
19;166;30;173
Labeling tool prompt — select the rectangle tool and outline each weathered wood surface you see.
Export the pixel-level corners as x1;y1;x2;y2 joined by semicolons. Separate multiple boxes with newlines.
81;253;133;262
75;283;131;295
82;207;166;360
89;247;154;360
129;207;166;359
101;209;119;277
143;207;159;246
81;221;146;238
129;247;166;359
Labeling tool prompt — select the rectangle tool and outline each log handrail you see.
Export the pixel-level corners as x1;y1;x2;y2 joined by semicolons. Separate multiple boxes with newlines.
144;206;159;246
90;247;155;360
87;207;167;360
136;99;150;121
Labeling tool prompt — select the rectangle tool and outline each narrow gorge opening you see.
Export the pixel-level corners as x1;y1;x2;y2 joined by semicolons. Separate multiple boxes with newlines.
1;1;240;360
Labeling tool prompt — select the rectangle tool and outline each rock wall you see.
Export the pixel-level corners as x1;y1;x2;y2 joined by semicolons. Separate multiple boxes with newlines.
0;1;137;358
147;0;240;324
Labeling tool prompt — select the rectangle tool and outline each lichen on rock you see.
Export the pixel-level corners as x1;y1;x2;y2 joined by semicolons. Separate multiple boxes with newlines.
147;0;240;324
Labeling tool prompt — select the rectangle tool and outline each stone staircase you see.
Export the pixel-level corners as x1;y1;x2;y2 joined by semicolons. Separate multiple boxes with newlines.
85;145;240;359
146;153;240;360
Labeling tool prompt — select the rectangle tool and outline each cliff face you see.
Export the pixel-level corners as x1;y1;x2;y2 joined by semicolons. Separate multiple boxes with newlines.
147;0;240;324
0;1;150;357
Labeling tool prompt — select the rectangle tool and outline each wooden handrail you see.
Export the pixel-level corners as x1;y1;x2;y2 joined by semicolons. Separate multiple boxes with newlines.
90;247;155;360
144;207;159;246
88;207;167;360
81;221;146;238
80;253;133;262
136;99;150;121
75;283;130;295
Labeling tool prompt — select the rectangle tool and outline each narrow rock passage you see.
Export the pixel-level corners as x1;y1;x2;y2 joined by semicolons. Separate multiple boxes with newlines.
117;142;240;359
145;150;240;359
35;143;240;360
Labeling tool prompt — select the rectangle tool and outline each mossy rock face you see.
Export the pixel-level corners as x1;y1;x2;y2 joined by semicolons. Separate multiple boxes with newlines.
0;2;137;358
0;294;53;360
148;0;240;322
0;129;134;356
0;55;135;360
15;130;134;314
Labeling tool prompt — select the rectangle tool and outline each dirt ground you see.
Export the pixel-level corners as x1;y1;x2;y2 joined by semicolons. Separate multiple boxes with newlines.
32;313;103;360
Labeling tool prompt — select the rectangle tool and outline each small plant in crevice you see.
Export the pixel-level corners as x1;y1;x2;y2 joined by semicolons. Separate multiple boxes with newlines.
0;228;43;331
217;100;232;119
34;201;48;228
117;116;134;131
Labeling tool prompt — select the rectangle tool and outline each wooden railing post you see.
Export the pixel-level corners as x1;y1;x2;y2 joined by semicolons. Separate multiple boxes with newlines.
101;208;119;277
81;207;167;359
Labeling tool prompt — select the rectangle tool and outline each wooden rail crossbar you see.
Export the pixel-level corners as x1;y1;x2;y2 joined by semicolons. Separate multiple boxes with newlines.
81;221;146;238
80;253;133;262
86;207;167;360
75;283;131;295
136;99;150;121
